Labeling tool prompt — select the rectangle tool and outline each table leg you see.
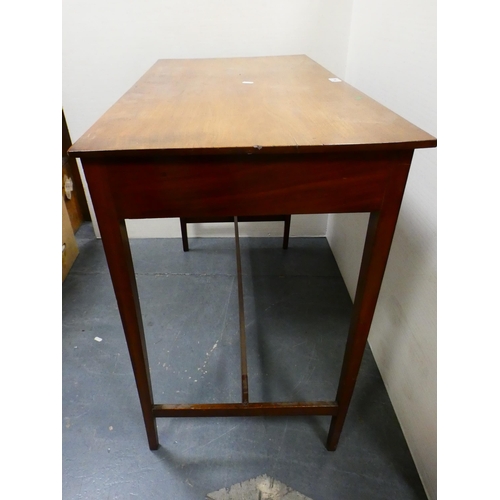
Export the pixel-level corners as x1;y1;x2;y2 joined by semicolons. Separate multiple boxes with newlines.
180;218;189;252
83;164;159;450
283;215;291;249
327;162;411;451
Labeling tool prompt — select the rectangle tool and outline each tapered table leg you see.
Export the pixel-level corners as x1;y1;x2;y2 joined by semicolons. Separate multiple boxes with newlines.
83;162;159;450
180;218;189;252
283;215;291;249
327;161;411;450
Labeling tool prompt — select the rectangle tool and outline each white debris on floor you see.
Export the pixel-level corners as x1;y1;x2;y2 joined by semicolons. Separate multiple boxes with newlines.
206;474;312;500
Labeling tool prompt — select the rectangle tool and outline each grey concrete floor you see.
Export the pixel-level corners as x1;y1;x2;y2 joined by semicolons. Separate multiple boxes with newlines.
62;222;427;500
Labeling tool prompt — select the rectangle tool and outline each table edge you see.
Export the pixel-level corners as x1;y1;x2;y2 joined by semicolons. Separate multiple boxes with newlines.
67;140;437;159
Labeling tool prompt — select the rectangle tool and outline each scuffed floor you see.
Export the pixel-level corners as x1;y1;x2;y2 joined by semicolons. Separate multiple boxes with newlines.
62;223;427;499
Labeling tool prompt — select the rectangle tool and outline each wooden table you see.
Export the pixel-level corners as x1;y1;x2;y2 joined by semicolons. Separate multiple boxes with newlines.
68;55;436;451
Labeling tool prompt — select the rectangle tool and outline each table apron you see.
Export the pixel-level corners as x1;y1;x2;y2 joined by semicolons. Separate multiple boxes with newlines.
82;151;413;219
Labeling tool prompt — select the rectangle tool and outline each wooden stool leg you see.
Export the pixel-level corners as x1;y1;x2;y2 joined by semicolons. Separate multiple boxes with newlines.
327;161;411;450
180;218;189;251
84;162;159;450
283;215;291;249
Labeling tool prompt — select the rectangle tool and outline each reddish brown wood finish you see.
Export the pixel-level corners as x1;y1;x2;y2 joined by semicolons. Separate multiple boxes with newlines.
81;148;415;450
69;56;436;451
234;218;249;404
326;156;413;450
82;164;159;450
83;151;408;220
153;401;338;418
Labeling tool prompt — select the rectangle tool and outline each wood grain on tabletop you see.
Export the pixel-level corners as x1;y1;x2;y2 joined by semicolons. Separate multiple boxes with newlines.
68;55;436;157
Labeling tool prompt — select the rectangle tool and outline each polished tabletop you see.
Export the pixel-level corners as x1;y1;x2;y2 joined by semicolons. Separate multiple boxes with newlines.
69;55;436;159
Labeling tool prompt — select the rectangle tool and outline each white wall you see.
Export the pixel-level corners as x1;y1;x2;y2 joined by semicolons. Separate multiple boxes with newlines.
63;0;352;239
326;1;437;498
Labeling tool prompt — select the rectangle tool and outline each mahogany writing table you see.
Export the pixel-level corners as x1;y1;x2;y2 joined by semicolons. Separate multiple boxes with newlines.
68;55;436;451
